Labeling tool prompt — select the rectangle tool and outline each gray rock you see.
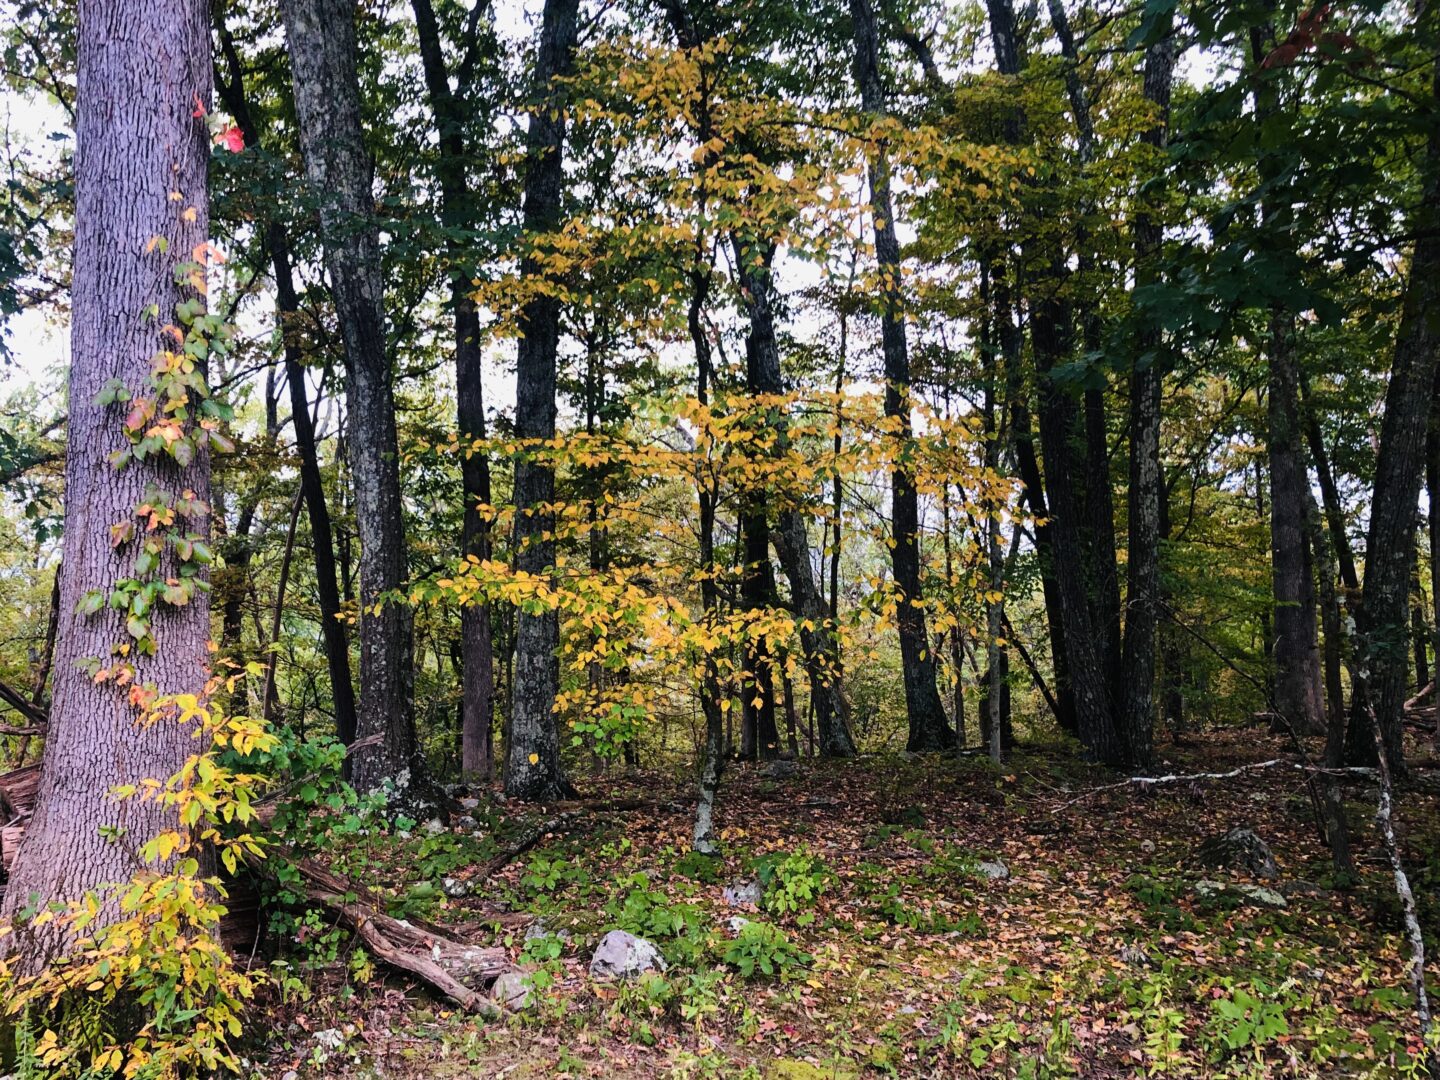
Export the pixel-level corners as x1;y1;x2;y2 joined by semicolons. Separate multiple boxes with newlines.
762;758;799;779
441;876;470;898
976;860;1010;881
458;796;481;811
281;1072;299;1080
726;915;752;936
1194;827;1280;880
312;1028;345;1052
491;970;533;1010
1194;879;1287;909
1119;944;1150;967
723;878;763;906
1139;839;1156;857
525;919;573;944
589;929;668;980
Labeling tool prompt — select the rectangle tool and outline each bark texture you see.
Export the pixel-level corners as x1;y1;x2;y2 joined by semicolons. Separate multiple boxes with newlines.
2;0;213;938
412;0;497;782
506;0;580;801
212;22;359;751
1116;24;1176;770
1344;48;1440;773
281;0;434;808
850;0;953;752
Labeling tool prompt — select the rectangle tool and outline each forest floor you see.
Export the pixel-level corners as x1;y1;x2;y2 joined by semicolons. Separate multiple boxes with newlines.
244;727;1440;1079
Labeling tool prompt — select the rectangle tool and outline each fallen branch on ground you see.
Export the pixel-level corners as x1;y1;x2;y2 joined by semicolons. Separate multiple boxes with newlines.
1406;681;1436;711
480;797;656;877
1369;707;1434;1058
1050;758;1378;812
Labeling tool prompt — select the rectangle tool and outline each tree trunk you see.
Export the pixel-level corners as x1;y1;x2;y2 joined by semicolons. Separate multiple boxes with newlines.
281;0;434;809
214;11;359;750
850;0;952;752
1429;393;1440;708
1251;39;1325;738
1344;49;1440;774
505;0;580;801
1115;20;1176;771
411;0;497;783
1;0;213;941
1306;486;1356;883
984;0;1114;759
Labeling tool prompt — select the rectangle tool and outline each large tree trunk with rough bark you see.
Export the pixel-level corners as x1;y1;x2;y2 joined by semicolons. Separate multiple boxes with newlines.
1344;50;1440;774
282;0;435;810
505;0;580;801
212;23;359;751
1;0;213;942
850;0;952;752
1116;23;1176;771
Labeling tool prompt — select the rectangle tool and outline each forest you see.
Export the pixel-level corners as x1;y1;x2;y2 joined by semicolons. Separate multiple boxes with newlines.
0;0;1437;1074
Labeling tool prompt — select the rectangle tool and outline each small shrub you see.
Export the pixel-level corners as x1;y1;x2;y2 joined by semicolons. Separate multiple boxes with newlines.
754;849;831;924
722;921;810;979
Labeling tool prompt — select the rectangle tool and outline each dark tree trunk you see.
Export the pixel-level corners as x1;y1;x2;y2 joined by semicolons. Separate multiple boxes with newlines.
2;0;213;938
273;236;358;749
1301;381;1360;592
412;0;497;783
505;0;580;801
850;0;952;752
1114;21;1176;771
732;241;854;758
214;12;358;750
1306;487;1356;882
688;271;727;851
1344;50;1440;773
1266;325;1325;735
1251;42;1325;738
281;0;434;809
984;0;1114;758
1429;395;1440;702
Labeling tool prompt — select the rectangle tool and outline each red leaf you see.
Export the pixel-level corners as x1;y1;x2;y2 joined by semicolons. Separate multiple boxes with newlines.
215;125;244;153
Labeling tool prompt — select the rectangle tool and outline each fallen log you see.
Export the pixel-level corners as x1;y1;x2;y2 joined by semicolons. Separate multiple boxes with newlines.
266;855;511;1014
1406;681;1436;711
0;762;40;822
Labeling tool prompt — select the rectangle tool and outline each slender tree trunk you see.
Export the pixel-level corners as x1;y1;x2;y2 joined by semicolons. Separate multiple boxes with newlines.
1115;21;1176;771
1429;395;1440;712
688;271;727;851
2;0;213;941
411;0;497;783
985;0;1114;759
732;241;851;758
1344;48;1440;774
1306;485;1356;883
1251;41;1325;737
282;0;434;808
505;0;580;800
850;0;952;751
273;237;358;749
